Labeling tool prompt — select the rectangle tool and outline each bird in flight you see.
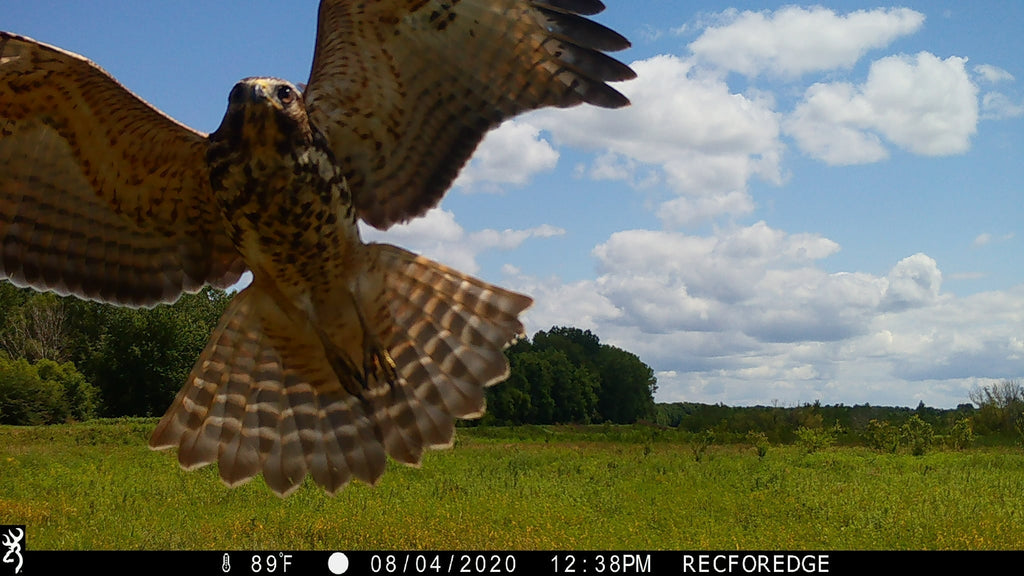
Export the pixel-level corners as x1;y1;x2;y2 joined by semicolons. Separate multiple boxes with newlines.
0;0;634;496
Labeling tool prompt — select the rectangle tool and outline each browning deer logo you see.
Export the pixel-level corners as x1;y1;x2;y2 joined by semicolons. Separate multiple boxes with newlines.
1;527;23;575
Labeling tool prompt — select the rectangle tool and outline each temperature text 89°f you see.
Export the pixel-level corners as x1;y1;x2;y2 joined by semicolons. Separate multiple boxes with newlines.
250;553;294;573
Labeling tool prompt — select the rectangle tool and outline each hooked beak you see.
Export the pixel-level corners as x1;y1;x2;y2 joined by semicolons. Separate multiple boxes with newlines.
230;79;282;110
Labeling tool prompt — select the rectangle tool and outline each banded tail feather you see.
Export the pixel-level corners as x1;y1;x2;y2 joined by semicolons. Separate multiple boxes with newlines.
149;243;531;496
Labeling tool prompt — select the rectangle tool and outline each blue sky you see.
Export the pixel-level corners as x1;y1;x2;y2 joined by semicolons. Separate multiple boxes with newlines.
6;1;1023;408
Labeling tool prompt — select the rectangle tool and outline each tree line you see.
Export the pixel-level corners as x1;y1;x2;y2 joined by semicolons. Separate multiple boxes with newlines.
0;281;231;423
0;281;659;426
656;379;1024;451
4;277;1018;449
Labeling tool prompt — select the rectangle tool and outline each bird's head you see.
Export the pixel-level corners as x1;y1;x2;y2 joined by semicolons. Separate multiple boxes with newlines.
211;77;313;150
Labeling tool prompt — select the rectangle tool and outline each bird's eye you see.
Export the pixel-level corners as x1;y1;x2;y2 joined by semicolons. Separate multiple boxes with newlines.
277;85;295;104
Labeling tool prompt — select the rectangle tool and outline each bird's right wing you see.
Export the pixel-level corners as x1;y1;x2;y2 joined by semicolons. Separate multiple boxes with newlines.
0;33;245;307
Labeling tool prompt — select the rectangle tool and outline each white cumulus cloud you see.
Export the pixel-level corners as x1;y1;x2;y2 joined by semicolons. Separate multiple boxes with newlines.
453;119;559;191
508;225;1024;408
361;208;564;275
786;52;979;164
530;55;783;226
974;64;1015;84
689;6;925;77
881;253;943;311
981;92;1024;120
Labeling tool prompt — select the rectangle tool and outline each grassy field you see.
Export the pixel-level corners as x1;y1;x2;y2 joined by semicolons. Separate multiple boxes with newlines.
1;420;1023;550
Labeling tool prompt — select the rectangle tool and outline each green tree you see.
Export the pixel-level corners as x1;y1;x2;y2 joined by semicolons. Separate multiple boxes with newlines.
969;380;1024;436
0;292;71;362
484;373;534;425
491;327;656;425
595;344;657;423
486;347;600;425
532;327;602;368
86;288;231;417
0;281;31;326
0;354;69;425
533;327;657;423
546;352;600;424
510;350;557;423
0;281;233;420
35;358;100;421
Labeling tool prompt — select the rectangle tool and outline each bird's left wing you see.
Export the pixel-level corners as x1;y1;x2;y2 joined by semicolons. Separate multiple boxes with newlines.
303;0;636;230
0;33;246;306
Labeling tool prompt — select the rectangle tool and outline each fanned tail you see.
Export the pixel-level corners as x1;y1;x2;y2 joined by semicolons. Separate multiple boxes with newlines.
149;244;531;496
367;244;532;465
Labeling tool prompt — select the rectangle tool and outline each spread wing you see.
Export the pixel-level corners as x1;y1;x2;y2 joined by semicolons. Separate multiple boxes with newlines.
304;0;635;229
0;33;245;307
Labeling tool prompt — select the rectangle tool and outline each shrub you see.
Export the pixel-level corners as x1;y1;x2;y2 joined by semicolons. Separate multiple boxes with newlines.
795;426;834;453
901;414;934;456
690;430;715;462
35;358;100;422
0;354;97;425
0;355;67;425
946;417;974;450
746;430;770;458
863;419;900;453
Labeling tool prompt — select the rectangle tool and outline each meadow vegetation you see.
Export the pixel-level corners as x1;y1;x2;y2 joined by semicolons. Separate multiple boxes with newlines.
3;280;1023;550
2;420;1023;550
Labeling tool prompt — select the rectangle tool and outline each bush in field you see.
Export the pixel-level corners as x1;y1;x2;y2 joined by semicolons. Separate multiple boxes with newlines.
795;425;835;453
945;417;975;450
901;414;934;456
1015;414;1024;447
746;430;770;458
863;419;900;453
690;430;715;462
0;354;96;425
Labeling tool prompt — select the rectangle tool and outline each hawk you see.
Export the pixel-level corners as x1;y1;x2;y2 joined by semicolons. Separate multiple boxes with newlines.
0;0;634;496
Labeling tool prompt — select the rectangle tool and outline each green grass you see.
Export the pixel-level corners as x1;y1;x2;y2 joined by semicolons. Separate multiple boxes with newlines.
2;421;1023;549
